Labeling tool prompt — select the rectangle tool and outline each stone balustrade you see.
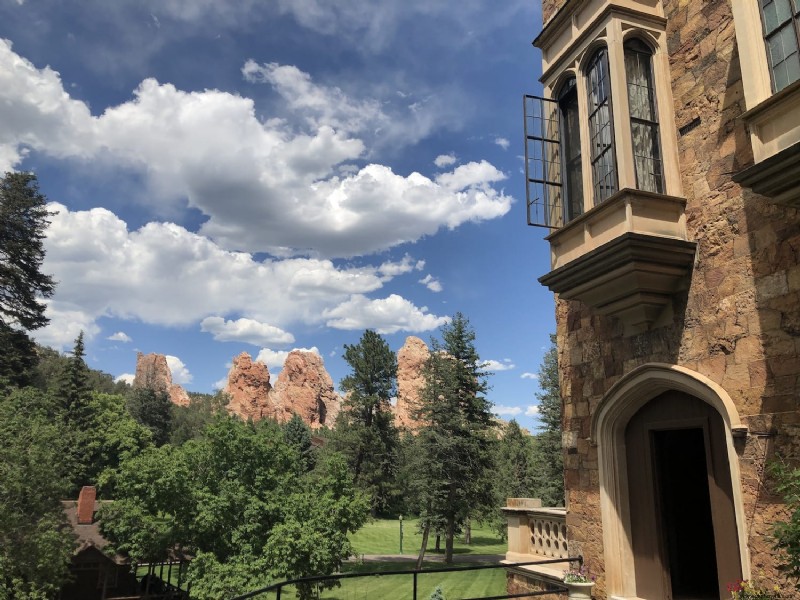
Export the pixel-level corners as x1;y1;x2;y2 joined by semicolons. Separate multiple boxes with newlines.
504;499;568;562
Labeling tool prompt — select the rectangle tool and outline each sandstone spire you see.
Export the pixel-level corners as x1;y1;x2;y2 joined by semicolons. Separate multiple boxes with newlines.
223;352;274;421
132;352;190;406
394;336;429;430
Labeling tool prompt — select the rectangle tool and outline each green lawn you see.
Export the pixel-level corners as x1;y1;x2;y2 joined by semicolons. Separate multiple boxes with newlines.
261;561;507;600
349;518;507;556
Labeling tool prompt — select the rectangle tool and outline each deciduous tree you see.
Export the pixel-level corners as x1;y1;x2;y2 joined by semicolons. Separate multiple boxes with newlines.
101;417;368;599
0;387;75;598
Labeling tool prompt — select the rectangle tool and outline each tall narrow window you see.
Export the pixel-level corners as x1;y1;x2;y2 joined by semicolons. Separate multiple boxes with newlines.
760;0;800;91
586;48;617;204
625;39;664;193
558;78;583;222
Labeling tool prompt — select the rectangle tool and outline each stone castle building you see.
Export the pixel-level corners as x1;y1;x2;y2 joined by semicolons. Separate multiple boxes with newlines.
507;0;800;598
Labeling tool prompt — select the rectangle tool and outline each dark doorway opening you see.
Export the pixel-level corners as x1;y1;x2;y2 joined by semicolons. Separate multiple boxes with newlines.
652;428;719;599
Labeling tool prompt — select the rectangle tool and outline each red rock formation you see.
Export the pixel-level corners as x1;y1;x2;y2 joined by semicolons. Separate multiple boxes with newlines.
223;352;274;420
394;336;429;430
133;352;190;406
222;350;341;429
169;384;191;407
271;350;340;428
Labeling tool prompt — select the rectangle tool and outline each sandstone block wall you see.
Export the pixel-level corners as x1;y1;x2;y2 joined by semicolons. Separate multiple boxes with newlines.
542;0;568;24
506;572;563;600
550;0;800;595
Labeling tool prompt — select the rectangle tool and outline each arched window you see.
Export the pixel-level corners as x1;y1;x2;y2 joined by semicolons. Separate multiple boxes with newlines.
586;48;617;204
759;0;800;92
558;78;583;221
624;38;664;193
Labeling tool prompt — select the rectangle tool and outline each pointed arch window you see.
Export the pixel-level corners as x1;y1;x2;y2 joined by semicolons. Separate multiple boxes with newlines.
586;48;617;204
558;77;583;221
625;39;664;193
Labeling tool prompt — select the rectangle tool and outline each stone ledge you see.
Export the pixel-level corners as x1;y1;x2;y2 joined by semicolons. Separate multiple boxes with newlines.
733;140;800;208
539;233;697;334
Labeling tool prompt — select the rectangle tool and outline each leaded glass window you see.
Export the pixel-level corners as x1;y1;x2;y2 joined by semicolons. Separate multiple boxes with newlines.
558;78;583;221
625;39;664;193
586;48;618;204
760;0;800;92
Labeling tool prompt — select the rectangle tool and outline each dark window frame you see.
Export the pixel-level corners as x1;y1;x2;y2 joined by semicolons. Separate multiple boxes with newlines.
759;0;800;92
585;47;619;205
624;37;664;194
557;77;584;222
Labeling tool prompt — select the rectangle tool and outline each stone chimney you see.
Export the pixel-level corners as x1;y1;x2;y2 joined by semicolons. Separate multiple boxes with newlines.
77;486;96;525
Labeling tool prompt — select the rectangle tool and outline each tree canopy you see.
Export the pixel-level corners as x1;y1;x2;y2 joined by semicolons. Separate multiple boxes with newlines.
100;417;368;599
0;387;76;598
127;387;173;447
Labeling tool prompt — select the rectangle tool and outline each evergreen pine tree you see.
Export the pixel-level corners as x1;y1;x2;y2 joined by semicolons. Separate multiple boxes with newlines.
0;172;55;386
60;331;90;419
127;387;173;446
531;334;564;506
412;313;494;563
331;329;400;515
283;413;314;471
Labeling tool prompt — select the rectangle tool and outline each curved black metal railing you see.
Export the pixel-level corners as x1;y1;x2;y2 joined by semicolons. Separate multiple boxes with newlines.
230;556;583;600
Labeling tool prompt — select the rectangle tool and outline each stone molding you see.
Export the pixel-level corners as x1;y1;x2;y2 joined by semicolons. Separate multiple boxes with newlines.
733;139;800;207
539;231;696;333
590;363;750;596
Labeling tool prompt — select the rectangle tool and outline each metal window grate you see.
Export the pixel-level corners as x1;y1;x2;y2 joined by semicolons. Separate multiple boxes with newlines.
523;94;564;229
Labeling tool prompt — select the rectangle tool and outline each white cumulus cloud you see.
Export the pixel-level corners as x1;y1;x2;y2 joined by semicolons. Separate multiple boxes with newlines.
115;373;135;385
108;331;132;342
256;346;320;370
419;274;442;293
0;41;512;259
434;154;457;168
201;316;295;346
521;372;539;380
34;203;443;345
323;294;450;334
493;405;522;416
525;405;540;417
166;355;192;384
483;358;515;371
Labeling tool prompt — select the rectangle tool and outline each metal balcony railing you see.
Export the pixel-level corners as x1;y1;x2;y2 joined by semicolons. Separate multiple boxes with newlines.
229;556;582;600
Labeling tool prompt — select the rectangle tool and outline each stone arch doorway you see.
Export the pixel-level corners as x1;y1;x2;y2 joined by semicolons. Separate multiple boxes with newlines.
591;364;748;599
625;391;741;598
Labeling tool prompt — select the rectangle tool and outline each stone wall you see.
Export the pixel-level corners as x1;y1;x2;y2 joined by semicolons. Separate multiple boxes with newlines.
553;0;800;594
542;0;569;25
506;571;563;600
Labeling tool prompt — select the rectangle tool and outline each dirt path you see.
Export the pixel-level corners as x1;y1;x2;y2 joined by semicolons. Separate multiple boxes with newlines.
347;554;505;563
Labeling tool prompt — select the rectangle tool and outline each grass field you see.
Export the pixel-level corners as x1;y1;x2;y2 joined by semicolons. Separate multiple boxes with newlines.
349;518;506;556
258;561;508;600
138;519;508;598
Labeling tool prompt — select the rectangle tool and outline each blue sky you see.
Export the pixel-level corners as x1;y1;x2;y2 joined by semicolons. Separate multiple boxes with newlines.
0;0;555;430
